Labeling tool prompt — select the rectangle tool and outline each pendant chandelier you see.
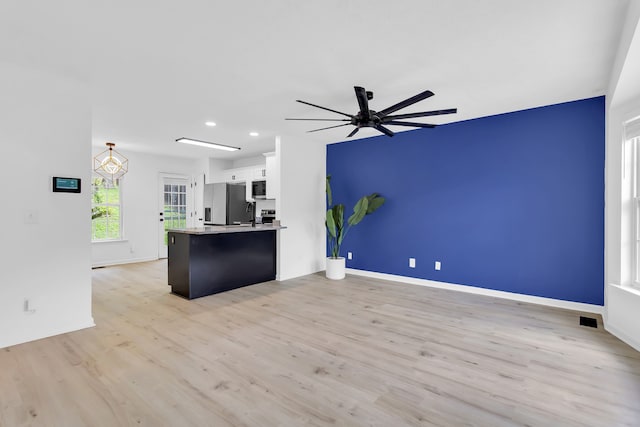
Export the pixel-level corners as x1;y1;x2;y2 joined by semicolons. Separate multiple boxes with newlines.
93;142;128;181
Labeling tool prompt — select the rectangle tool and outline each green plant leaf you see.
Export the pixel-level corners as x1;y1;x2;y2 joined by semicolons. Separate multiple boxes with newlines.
326;209;337;238
348;196;369;226
366;193;385;214
326;175;333;207
326;204;344;258
332;204;344;232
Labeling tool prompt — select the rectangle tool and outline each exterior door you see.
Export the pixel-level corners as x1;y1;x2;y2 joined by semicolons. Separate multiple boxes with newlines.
159;174;190;259
158;173;205;259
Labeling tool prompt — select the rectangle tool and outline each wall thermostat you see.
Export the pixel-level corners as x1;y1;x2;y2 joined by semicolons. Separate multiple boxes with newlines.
52;177;81;193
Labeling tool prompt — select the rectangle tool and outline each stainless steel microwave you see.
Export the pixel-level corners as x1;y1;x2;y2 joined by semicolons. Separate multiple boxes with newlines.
252;180;266;198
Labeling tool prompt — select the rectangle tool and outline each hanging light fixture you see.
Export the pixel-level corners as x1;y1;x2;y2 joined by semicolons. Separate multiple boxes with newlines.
93;142;128;181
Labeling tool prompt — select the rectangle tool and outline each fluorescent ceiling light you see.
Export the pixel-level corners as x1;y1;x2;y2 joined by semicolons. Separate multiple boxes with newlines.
176;137;240;151
205;121;216;127
249;132;259;136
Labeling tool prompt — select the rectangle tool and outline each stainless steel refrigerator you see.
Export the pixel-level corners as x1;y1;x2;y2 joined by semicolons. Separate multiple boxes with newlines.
210;183;253;225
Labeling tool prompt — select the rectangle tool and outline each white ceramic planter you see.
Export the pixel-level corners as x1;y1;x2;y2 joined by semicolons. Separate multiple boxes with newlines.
326;257;346;280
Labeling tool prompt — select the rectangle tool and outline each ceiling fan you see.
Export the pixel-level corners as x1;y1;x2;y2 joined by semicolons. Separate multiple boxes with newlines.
286;86;457;138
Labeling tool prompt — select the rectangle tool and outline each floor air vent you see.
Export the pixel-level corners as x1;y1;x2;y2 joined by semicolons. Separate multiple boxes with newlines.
579;316;598;328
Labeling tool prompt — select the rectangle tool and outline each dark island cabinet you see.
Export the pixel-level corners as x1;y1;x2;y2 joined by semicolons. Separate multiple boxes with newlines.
168;229;277;299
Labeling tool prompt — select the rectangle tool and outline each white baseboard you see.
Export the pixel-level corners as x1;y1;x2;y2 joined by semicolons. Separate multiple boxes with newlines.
0;318;95;350
604;323;640;352
603;284;640;352
92;256;160;269
346;268;604;315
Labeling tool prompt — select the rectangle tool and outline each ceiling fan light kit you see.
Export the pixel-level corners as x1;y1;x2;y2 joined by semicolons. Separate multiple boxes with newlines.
287;86;457;138
176;137;240;151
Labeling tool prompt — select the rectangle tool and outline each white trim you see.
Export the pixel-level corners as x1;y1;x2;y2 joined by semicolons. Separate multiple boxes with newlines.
605;323;640;353
91;239;129;244
1;319;95;350
346;268;604;315
92;256;159;269
618;282;640;297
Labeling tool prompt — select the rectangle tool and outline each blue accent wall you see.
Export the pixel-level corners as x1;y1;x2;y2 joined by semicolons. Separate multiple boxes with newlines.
326;96;605;305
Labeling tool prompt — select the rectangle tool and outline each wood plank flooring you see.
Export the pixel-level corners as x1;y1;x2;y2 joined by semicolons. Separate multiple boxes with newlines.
1;260;639;426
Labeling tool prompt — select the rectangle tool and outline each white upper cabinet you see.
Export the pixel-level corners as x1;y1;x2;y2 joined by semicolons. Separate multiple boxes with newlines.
210;169;224;184
224;168;248;183
209;154;276;200
264;152;278;200
216;165;267;184
254;167;267;180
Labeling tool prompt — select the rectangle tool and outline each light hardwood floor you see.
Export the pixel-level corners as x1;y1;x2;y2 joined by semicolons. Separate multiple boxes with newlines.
1;260;639;426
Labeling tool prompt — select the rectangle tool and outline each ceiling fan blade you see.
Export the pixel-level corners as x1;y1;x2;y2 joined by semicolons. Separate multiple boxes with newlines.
296;100;353;118
307;123;352;133
374;125;395;137
384;121;436;128
347;128;359;138
376;90;435;118
383;108;457;121
285;118;351;122
354;86;371;121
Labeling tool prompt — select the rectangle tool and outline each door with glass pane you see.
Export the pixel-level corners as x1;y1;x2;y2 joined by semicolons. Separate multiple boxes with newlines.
159;175;190;258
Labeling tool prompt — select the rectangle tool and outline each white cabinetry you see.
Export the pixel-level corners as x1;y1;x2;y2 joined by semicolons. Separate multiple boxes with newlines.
211;157;276;200
254;166;267;180
264;152;278;200
210;169;224;184
216;166;266;184
224;168;248;182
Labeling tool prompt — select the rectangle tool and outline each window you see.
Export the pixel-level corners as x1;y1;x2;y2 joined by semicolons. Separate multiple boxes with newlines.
634;137;640;286
92;176;122;241
628;117;640;288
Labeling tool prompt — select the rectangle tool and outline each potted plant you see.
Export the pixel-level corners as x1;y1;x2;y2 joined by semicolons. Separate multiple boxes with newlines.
325;175;385;280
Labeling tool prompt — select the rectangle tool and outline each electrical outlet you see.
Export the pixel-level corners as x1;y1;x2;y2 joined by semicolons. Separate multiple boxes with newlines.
23;298;35;314
348;252;353;260
435;261;441;271
409;258;416;268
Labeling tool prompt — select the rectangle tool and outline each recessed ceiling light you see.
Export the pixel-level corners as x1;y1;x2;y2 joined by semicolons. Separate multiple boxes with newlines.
249;132;259;137
205;121;216;127
176;137;240;152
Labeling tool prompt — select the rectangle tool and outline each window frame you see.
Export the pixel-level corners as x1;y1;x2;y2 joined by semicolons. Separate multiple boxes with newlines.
91;175;124;242
632;136;640;289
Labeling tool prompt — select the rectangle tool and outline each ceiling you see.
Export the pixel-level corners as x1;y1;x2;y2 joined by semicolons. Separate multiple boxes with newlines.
0;0;630;160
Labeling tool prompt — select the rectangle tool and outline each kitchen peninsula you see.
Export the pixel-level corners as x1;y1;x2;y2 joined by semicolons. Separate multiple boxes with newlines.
167;224;285;299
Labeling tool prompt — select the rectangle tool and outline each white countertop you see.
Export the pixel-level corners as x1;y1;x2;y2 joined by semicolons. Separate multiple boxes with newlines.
168;224;286;235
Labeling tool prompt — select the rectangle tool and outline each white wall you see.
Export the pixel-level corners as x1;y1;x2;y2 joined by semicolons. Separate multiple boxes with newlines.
232;155;265;169
0;63;93;349
277;135;326;280
605;0;640;351
206;157;232;184
91;151;205;267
